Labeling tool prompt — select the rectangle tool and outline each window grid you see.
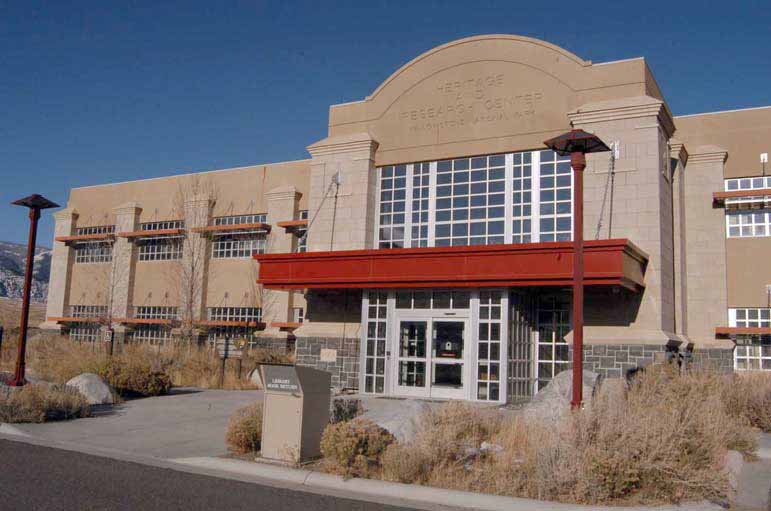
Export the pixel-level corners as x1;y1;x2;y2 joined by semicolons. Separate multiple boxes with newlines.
207;307;262;322
75;225;115;236
71;305;108;318
74;241;113;263
535;295;571;392
129;325;174;345
511;152;533;243
292;307;305;323
394;290;470;310
363;292;388;393
69;324;101;343
477;291;502;401
725;176;771;191
410;163;431;247
140;220;184;231
296;210;309;253
434;155;506;247
726;210;771;238
538;150;573;242
729;308;771;371
213;214;267;226
378;165;407;248
138;238;183;261
212;235;266;258
135;306;178;320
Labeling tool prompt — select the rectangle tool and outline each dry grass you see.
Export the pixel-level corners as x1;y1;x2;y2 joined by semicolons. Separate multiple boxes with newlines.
225;402;263;454
0;334;292;392
321;419;395;478
0;383;90;423
0;298;46;333
324;366;765;506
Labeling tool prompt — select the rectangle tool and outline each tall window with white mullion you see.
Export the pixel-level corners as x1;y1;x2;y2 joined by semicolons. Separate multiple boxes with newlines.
731;307;771;371
511;151;533;243
212;234;266;258
477;291;503;401
377;165;407;248
410;162;431;248
535;295;571;391
726;210;770;238
434;155;506;247
725;176;771;191
363;291;388;393
538;150;573;242
74;241;113;263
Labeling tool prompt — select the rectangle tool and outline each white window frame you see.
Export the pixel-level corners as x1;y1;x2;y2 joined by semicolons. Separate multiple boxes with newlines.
726;210;771;238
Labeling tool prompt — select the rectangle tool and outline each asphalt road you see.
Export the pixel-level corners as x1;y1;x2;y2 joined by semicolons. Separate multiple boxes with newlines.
0;439;414;511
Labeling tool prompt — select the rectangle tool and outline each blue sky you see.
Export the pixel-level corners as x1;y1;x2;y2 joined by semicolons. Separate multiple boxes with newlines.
2;0;770;246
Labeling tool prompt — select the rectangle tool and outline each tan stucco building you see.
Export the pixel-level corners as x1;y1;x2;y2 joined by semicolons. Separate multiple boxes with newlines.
42;35;771;402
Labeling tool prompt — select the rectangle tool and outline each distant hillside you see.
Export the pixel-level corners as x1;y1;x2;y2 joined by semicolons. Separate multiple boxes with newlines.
0;241;51;302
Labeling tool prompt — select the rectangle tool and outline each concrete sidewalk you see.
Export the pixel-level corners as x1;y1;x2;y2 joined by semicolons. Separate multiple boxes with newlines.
10;387;263;458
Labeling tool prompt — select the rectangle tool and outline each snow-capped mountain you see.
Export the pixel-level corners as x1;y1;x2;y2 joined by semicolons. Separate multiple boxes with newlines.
0;241;51;302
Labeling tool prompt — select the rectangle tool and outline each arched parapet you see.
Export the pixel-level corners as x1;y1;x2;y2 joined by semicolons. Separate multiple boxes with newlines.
328;35;664;165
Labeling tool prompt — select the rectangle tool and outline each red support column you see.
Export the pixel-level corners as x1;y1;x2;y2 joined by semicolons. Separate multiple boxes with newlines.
570;152;586;409
11;207;41;387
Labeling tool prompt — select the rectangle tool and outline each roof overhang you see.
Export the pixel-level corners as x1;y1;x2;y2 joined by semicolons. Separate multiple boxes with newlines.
713;189;771;209
716;326;771;338
254;239;647;291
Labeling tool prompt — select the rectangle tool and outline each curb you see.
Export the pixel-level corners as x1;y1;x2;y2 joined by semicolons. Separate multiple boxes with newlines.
170;456;723;511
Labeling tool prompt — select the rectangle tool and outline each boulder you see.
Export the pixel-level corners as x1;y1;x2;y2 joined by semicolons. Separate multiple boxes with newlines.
359;399;431;443
66;373;114;405
522;369;601;422
248;368;263;388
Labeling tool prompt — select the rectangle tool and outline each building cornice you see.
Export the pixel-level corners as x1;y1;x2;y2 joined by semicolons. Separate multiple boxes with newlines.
569;96;675;139
53;207;78;221
265;185;302;202
688;145;728;165
307;132;379;158
669;139;688;166
112;202;142;215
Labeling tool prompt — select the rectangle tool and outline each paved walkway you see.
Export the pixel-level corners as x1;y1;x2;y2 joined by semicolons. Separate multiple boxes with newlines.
10;387;262;458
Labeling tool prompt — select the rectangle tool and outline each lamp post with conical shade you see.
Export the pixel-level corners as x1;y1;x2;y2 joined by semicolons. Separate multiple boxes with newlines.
9;194;59;387
543;129;610;408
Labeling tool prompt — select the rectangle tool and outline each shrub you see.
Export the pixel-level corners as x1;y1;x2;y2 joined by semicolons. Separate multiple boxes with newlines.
226;402;263;454
320;419;395;478
330;398;363;423
97;356;171;397
718;371;771;432
0;383;90;423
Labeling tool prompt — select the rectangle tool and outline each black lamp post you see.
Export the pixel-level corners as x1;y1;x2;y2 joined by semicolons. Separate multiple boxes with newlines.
543;129;610;408
9;194;59;386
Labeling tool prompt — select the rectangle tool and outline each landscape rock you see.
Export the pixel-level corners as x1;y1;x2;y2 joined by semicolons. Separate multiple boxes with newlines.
359;399;431;443
248;368;262;388
521;369;601;422
65;373;114;405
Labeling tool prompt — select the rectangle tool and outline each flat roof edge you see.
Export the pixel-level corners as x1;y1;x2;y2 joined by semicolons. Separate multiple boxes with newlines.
675;105;771;119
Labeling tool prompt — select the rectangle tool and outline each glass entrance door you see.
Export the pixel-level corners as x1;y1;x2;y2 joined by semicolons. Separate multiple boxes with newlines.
395;318;467;399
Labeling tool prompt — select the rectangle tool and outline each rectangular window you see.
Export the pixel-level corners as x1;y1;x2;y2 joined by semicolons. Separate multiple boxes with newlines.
363;291;388;393
206;307;262;347
477;291;503;401
140;220;184;231
75;225;115;236
378;165;407;248
138;238;183;261
375;150;573;248
212;234;266;258
394;290;470;310
135;306;178;320
213;214;267;226
725;176;771;191
129;325;174;345
726;210;771;238
71;305;108;318
207;307;262;322
292;307;304;323
74;241;113;263
69;324;101;342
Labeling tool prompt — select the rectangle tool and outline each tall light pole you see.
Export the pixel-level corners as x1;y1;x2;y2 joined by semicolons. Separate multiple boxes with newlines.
543;129;610;408
9;194;59;387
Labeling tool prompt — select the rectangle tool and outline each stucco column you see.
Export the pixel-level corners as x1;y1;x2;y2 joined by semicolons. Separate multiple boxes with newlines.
682;145;729;348
305;132;379;252
41;207;78;331
109;203;141;332
567;96;678;346
180;194;213;330
258;186;301;335
669;141;689;339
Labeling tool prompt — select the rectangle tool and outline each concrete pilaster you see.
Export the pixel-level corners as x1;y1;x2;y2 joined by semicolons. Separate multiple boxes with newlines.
180;194;213;325
568;96;678;345
669;141;689;339
109;202;141;323
41;207;78;331
258;186;302;334
306;132;379;252
682;145;729;348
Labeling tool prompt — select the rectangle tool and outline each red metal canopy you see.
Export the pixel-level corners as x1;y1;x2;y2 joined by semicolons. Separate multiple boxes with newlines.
254;239;647;291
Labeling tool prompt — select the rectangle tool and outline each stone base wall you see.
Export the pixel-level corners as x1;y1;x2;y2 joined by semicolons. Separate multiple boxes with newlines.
571;344;676;379
685;347;734;373
295;336;359;390
251;336;295;354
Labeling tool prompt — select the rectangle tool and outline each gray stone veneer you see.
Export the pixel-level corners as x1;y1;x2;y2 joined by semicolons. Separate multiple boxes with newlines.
294;336;359;390
684;347;734;373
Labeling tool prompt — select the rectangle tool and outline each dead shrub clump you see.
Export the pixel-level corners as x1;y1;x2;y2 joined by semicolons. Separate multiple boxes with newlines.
0;384;90;423
226;402;263;454
321;419;395;478
718;371;771;432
